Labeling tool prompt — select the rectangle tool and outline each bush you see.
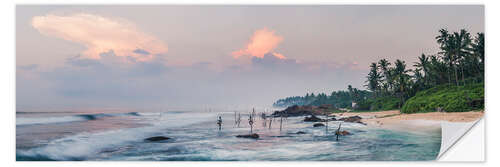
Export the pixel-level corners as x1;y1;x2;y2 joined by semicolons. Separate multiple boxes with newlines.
401;83;484;113
355;96;400;111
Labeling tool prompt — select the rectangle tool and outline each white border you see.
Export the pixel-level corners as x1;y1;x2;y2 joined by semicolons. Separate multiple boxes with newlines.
3;0;497;166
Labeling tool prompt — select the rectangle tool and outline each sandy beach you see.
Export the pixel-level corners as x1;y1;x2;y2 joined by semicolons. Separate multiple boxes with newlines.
332;110;484;132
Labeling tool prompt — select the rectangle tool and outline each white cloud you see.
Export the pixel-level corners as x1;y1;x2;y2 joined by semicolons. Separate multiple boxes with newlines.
32;13;168;61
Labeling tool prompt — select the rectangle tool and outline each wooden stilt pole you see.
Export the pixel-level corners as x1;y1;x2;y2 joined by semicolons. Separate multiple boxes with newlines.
336;123;342;141
280;115;283;131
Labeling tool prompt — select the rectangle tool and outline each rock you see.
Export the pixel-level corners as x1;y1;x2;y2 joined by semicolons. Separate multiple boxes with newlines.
335;130;351;136
236;133;259;139
275;105;313;117
339;116;364;124
273;135;293;138
144;136;171;142
313;123;325;127
303;115;323;122
296;131;306;134
272;105;339;117
318;104;334;109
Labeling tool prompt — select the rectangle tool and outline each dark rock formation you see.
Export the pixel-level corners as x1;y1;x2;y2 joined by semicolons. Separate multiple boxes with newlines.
272;105;339;117
303;115;323;122
313;123;325;127
144;136;171;142
339;115;362;122
236;133;259;139
318;104;334;109
272;105;314;117
339;116;365;124
335;130;351;136
296;131;306;134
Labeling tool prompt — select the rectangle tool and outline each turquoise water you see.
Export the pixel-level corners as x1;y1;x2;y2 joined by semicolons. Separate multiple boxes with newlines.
16;110;441;161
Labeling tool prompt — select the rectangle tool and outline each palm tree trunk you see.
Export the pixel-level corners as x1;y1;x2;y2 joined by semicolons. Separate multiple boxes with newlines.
454;65;459;86
461;66;465;86
448;68;452;85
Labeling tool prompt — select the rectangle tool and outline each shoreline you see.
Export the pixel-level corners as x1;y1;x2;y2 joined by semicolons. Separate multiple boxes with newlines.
333;110;484;133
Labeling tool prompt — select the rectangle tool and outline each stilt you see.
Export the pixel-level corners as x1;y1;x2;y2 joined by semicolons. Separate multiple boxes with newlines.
249;112;254;133
325;114;328;134
217;116;222;131
237;113;241;127
269;117;273;129
336;123;342;141
234;111;237;127
280;115;283;131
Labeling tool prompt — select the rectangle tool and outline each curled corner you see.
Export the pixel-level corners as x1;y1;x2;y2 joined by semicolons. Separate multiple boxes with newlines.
437;117;483;159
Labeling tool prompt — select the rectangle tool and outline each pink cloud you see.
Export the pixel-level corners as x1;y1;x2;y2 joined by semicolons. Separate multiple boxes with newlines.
32;13;168;62
232;28;286;59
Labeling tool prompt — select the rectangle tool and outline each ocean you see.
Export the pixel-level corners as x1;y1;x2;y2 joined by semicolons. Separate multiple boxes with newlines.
16;110;441;161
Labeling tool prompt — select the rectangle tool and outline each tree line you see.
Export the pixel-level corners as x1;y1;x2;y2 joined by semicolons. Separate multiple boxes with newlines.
272;85;371;108
365;29;484;107
274;29;484;110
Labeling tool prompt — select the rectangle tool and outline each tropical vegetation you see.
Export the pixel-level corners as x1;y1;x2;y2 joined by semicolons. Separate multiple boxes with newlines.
273;28;484;113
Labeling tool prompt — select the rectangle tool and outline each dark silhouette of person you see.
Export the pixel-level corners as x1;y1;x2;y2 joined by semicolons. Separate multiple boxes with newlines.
217;116;222;131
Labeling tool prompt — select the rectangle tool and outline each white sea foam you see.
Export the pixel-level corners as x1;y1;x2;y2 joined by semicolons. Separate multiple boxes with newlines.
16;116;88;126
17;111;215;160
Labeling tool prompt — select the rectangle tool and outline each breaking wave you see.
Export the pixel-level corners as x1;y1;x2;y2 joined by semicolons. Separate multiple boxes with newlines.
16;112;143;126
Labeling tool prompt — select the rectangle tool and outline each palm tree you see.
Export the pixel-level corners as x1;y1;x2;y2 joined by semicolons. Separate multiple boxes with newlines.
436;29;473;86
365;62;381;97
436;28;456;86
378;59;392;95
431;55;451;85
452;29;472;85
414;54;430;87
393;59;411;108
471;32;484;81
410;68;425;96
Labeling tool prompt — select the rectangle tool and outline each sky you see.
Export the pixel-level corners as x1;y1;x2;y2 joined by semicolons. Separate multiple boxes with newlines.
16;5;484;111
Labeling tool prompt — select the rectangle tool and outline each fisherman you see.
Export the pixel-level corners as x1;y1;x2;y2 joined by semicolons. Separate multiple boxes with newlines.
217;116;222;131
249;114;254;133
237;113;241;127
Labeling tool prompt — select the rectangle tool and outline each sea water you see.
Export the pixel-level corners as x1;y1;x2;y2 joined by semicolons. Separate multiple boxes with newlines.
16;110;441;161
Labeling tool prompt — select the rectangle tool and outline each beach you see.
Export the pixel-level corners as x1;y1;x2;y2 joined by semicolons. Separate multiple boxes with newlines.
334;110;484;132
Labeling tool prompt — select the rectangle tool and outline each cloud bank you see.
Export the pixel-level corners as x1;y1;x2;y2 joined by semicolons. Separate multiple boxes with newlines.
31;13;168;61
232;28;286;59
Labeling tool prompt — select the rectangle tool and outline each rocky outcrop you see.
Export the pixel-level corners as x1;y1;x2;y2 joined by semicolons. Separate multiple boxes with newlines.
303;115;323;122
339;116;365;125
296;131;306;134
335;130;351;136
236;133;259;139
272;104;342;118
313;123;325;127
272;105;314;117
144;136;171;142
272;105;338;117
318;104;334;109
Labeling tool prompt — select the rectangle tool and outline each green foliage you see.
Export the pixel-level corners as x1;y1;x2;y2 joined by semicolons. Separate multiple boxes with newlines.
273;86;372;108
370;96;400;111
274;29;484;114
401;83;484;113
355;96;400;111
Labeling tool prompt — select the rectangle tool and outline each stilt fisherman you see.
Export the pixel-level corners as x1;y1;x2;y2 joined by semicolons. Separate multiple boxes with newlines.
217;116;222;131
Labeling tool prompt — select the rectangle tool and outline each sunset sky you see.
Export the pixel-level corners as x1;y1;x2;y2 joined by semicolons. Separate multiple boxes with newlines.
16;5;484;111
